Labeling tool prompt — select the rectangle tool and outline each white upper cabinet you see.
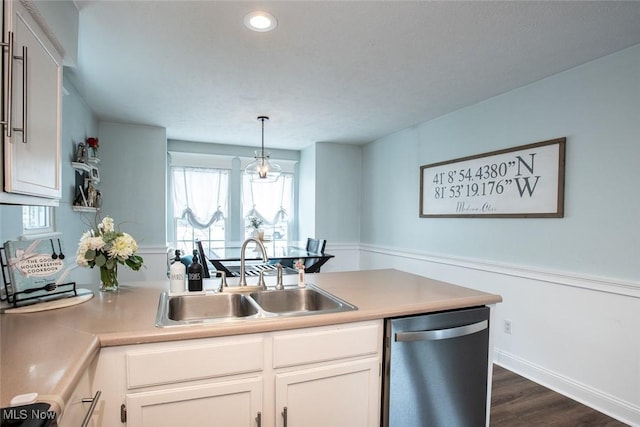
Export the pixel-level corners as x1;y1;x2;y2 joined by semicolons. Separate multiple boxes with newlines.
1;0;62;205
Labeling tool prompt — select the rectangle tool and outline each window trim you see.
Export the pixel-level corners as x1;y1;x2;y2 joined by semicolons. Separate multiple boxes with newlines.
21;206;57;239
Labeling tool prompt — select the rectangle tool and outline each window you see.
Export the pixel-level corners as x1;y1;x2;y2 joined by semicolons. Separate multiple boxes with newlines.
168;150;298;253
242;172;294;242
172;167;228;254
22;206;54;235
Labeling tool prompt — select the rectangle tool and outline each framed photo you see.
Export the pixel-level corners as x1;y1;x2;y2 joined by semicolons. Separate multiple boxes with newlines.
420;138;566;218
90;166;100;183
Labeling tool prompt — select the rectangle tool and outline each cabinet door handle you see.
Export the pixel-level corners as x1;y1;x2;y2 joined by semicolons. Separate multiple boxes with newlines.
1;31;14;137
80;390;101;427
255;411;261;427
395;320;488;342
12;44;27;143
282;406;288;427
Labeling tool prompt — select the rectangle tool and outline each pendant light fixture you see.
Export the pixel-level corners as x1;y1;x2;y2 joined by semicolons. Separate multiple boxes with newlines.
245;116;281;183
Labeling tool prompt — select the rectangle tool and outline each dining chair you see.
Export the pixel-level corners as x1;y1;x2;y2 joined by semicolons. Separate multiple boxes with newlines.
304;238;327;273
196;240;216;279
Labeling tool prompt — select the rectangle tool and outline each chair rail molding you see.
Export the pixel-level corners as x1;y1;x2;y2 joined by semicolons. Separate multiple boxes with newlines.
358;243;640;299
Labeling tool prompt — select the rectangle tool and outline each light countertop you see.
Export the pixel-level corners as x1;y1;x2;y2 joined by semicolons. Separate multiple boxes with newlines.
0;268;501;415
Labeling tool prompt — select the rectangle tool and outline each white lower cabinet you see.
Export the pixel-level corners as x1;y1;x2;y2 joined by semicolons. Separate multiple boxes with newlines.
275;358;380;427
125;377;263;427
91;320;382;427
269;321;382;427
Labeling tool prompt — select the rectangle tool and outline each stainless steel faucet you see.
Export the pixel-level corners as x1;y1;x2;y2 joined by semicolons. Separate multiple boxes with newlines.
276;263;284;290
214;270;227;292
257;271;267;290
239;237;269;286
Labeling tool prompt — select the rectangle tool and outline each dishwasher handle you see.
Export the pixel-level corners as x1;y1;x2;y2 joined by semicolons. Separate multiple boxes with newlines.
395;320;488;342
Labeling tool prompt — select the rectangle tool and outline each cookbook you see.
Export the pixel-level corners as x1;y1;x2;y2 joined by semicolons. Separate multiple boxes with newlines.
3;238;76;301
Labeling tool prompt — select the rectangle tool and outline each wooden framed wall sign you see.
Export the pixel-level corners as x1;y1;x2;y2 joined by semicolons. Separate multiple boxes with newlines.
420;138;565;218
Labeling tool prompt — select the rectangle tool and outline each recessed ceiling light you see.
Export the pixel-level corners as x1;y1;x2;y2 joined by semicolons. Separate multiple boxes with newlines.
244;11;278;32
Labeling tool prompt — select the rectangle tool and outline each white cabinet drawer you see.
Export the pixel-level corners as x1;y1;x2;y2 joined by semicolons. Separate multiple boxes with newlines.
126;337;263;389
273;321;382;368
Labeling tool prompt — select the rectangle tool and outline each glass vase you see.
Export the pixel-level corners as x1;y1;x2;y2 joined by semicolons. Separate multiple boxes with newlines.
100;265;119;292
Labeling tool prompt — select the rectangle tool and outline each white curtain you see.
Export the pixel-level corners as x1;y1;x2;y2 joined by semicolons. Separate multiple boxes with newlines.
242;173;294;226
172;167;229;229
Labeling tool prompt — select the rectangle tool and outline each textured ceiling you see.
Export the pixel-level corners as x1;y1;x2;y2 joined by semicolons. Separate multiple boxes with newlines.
68;1;640;150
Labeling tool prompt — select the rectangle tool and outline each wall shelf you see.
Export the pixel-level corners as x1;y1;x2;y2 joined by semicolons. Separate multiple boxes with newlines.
72;206;99;213
71;162;92;173
71;147;101;210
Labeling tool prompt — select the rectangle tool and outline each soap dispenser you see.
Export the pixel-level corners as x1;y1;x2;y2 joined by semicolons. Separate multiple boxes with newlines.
187;249;204;292
169;249;186;293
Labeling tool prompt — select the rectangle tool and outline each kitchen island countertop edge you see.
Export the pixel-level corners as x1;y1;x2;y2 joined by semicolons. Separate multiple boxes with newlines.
0;268;502;416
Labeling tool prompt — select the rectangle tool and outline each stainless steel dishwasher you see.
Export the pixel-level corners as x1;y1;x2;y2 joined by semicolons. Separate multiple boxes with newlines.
382;306;490;427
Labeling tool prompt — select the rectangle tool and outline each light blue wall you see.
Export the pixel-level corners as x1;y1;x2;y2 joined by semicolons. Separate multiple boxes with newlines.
315;142;361;243
298;144;316;240
361;129;420;250
0;205;22;244
98;122;167;247
361;44;640;282
59;76;100;284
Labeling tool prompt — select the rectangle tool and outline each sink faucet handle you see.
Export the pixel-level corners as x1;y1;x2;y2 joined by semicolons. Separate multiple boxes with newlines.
276;263;284;290
239;237;269;287
214;270;227;292
258;271;267;290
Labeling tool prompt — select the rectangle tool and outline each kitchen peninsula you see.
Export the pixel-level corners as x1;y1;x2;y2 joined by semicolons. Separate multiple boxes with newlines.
1;269;501;426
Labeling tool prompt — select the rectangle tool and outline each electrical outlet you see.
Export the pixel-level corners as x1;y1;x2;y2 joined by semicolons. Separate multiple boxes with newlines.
504;319;512;335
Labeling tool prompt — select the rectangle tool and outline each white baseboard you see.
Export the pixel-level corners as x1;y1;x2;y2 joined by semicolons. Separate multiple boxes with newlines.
494;350;640;426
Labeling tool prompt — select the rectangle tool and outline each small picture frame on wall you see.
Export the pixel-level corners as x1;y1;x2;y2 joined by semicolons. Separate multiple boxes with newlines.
90;166;100;183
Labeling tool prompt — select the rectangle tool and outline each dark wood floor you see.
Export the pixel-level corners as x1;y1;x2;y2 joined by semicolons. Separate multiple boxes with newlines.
491;365;628;426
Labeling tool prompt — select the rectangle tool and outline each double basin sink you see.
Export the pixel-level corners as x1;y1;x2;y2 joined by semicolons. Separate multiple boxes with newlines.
155;284;357;327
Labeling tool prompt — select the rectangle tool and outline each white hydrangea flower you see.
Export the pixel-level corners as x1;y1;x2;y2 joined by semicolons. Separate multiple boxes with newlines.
122;233;138;252
76;239;90;266
76;253;89;267
108;233;137;260
99;216;115;233
86;236;106;251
